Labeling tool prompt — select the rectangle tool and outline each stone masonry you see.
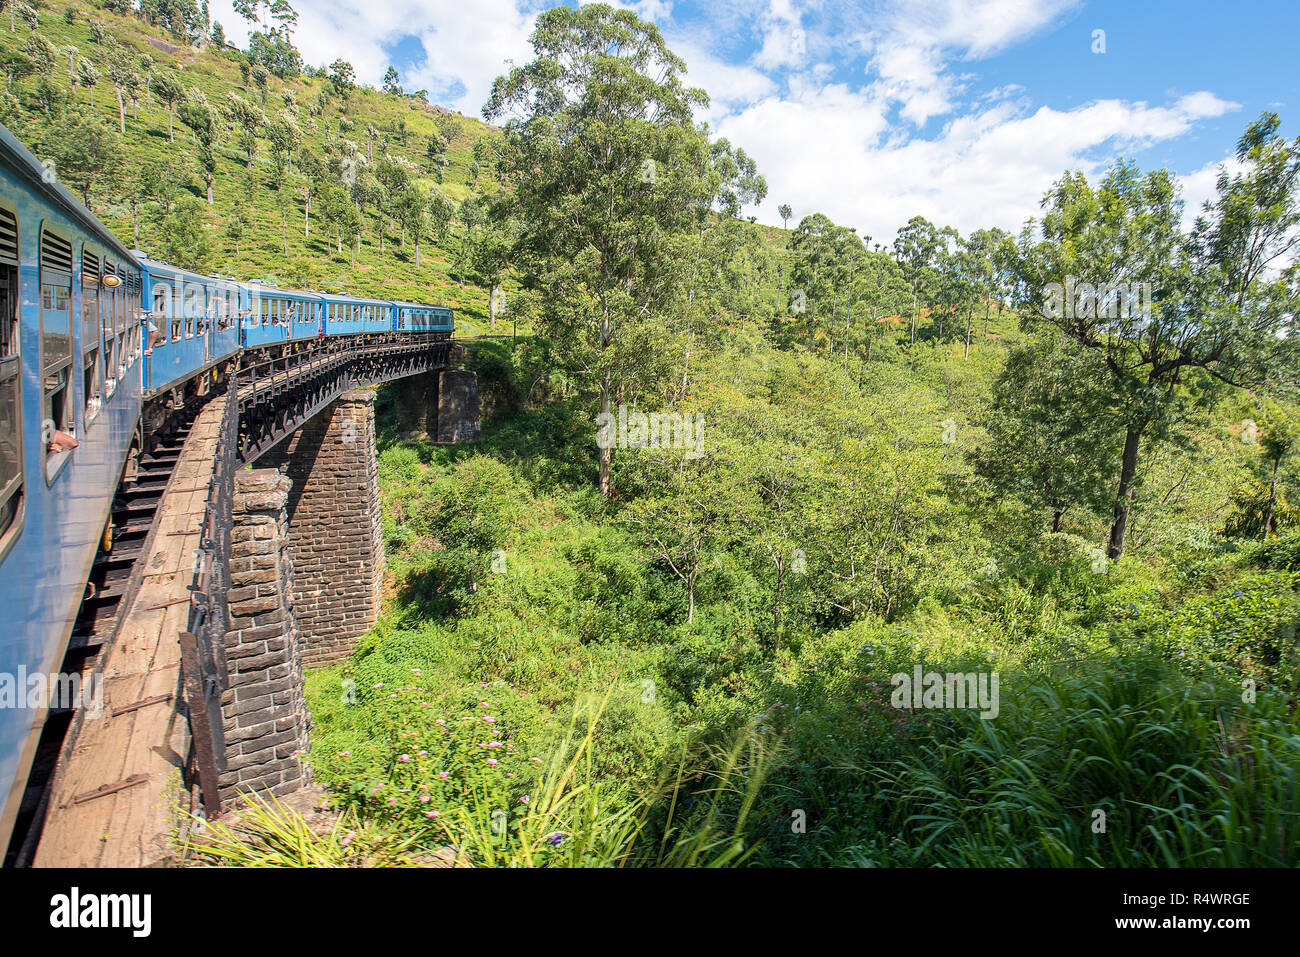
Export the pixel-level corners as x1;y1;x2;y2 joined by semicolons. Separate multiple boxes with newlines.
218;469;312;802
261;389;384;667
437;369;482;444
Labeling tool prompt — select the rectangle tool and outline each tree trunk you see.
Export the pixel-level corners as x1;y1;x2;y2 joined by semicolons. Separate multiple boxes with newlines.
116;87;125;133
303;192;309;236
1263;456;1281;540
1052;508;1064;533
910;289;917;345
598;372;612;497
206;179;214;205
773;557;785;639
168;108;173;141
964;302;973;360
1107;428;1143;560
488;282;497;329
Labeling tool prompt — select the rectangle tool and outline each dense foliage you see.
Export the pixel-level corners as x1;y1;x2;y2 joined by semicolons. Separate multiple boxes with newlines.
17;3;1295;868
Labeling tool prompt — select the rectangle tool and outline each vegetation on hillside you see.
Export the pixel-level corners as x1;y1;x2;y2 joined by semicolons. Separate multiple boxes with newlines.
35;3;1295;868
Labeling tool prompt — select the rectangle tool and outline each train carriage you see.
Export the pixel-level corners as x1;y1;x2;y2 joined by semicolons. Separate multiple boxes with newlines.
0;117;456;856
0;126;144;845
139;256;244;397
239;281;325;348
392;301;454;334
321;292;394;336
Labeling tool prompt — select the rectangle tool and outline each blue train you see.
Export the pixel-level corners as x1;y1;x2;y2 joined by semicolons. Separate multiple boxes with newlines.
0;122;453;854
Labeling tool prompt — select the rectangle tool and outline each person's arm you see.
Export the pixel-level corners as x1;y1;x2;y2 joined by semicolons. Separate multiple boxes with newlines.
48;429;79;453
145;318;159;356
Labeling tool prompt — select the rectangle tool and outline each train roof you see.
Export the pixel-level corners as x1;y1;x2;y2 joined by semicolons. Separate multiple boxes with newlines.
318;290;393;305
391;300;453;311
0;122;138;266
134;252;230;285
235;281;320;299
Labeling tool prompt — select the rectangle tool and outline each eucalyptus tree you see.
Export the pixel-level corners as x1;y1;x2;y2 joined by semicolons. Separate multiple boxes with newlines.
963;226;1016;338
226;91;265;168
461;191;517;329
484;3;728;497
177;95;217;203
893;215;942;345
105;43;137;133
150;71;184;141
75;57;98;107
790;213;866;356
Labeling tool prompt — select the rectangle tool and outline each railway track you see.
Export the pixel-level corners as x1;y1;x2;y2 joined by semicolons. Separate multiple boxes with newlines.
3;406;199;867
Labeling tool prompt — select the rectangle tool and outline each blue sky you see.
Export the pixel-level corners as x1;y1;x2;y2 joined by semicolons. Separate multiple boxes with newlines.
210;0;1296;241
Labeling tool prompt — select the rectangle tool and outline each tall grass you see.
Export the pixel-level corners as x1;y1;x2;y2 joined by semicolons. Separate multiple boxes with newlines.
181;696;781;868
863;658;1299;866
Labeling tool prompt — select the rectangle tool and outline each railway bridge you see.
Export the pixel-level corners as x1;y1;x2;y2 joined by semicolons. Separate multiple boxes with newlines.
23;334;480;867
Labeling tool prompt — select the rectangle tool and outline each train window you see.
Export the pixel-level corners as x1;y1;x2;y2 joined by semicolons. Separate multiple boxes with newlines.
0;206;22;545
40;227;75;480
104;264;126;382
82;251;102;426
102;278;116;398
170;300;181;341
151;285;168;349
128;273;141;366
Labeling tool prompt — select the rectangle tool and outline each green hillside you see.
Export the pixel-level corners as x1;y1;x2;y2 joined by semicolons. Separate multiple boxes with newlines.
0;0;511;334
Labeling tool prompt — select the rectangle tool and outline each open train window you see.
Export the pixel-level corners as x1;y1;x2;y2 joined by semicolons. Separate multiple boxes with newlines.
0;206;23;549
105;261;126;382
151;285;168;349
128;273;141;366
40;226;76;482
82;249;102;428
184;283;196;338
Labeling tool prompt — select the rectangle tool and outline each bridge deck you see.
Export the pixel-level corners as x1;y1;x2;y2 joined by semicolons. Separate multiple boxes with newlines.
34;398;226;867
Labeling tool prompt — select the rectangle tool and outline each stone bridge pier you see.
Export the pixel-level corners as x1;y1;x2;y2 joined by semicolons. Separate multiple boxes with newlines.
260;390;385;668
218;372;479;803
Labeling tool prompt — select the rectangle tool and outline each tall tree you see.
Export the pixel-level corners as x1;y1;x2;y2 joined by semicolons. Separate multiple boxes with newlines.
105;42;137;134
973;335;1119;532
44;109;122;206
177;95;217;203
484;4;725;496
893;215;942;345
1011;114;1300;560
226;91;264;168
150;71;184;141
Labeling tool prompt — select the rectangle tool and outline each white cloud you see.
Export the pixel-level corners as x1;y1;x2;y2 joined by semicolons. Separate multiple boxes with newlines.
204;0;1243;243
858;0;1081;125
752;0;808;71
718;88;1240;240
208;0;538;115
